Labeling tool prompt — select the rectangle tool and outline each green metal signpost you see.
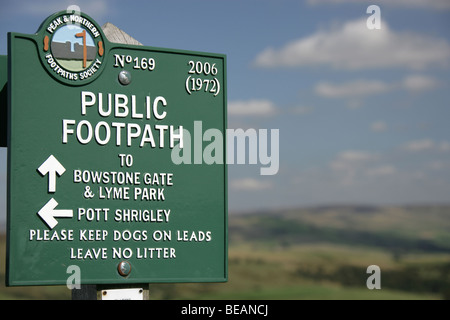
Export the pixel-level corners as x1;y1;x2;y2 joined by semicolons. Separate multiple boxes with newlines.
6;10;227;287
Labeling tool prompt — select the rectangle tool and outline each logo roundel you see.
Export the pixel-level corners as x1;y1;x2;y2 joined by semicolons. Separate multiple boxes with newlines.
39;11;106;85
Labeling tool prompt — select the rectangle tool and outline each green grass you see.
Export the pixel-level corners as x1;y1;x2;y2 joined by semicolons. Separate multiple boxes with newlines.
192;284;439;300
56;59;94;72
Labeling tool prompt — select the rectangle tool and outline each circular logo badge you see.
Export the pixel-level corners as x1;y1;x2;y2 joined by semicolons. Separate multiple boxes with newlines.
39;11;106;85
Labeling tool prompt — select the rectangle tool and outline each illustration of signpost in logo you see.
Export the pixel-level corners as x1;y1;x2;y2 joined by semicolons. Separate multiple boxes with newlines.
52;25;95;71
41;11;105;85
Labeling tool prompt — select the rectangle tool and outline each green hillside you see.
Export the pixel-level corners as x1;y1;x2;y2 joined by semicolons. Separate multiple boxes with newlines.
1;205;449;300
230;206;450;252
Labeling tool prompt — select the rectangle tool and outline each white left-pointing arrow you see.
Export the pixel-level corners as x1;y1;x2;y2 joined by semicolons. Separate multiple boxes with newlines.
37;155;66;193
37;198;73;229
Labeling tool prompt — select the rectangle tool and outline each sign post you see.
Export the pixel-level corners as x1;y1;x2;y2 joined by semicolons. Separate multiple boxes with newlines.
6;10;227;293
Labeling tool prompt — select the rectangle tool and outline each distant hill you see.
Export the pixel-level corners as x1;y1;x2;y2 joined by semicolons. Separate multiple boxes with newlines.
2;205;450;254
229;205;450;254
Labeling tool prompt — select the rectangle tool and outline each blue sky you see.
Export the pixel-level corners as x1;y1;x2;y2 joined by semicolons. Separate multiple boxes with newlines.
1;0;450;216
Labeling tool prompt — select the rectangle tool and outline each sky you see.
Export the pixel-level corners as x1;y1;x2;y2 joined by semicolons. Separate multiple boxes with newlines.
1;0;450;216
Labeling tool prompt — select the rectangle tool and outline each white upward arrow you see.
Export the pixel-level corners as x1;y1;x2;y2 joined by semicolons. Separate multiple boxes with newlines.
37;155;66;193
37;198;73;229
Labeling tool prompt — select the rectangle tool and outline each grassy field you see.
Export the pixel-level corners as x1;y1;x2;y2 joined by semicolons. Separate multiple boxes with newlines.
1;205;449;300
56;59;94;71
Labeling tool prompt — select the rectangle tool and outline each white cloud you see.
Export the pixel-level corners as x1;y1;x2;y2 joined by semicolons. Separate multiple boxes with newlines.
330;150;378;172
315;74;439;100
307;0;450;10
330;150;380;186
366;165;396;177
329;150;402;186
440;142;450;152
228;99;277;117
402;139;450;152
402;75;439;92
427;160;450;170
371;121;387;133
254;18;450;70
403;139;435;152
315;79;390;98
330;150;378;169
230;178;272;191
